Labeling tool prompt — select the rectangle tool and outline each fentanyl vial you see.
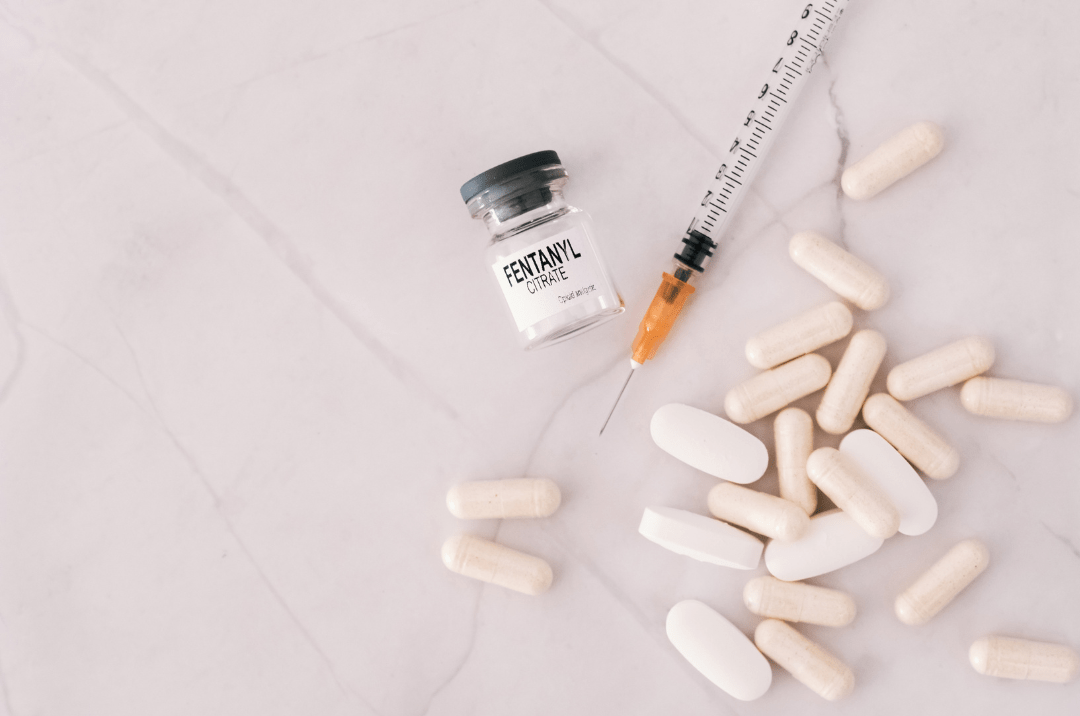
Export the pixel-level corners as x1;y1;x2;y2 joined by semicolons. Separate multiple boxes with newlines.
789;231;890;311
461;151;623;350
707;482;810;542
725;354;832;424
817;329;888;435
894;539;989;625
970;636;1080;683
806;447;900;540
774;408;817;515
960;377;1074;423
887;336;995;401
841;121;945;200
745;301;853;370
862;393;959;479
743;576;856;627
441;534;552;595
446;478;561;519
754;619;855;700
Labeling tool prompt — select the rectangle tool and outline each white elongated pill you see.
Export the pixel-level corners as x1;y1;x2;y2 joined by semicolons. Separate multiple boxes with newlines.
754;619;855;700
666;600;773;700
446;478;561;519
774;408;817;515
441;535;552;595
764;509;884;582
789;232;890;310
725;354;832;425
887;336;995;401
970;636;1080;683
839;430;937;536
841;121;945;200
817;330;887;435
745;302;853;370
894;539;989;625
707;483;810;542
862;393;959;479
961;377;1074;423
639;506;763;569
806;447;900;540
651;404;769;483
743;576;856;627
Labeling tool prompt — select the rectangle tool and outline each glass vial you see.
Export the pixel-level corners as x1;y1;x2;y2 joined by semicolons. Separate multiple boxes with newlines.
460;150;624;349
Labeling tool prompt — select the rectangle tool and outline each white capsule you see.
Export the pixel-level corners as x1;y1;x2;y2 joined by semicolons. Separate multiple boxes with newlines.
894;539;989;625
817;330;888;435
970;636;1080;683
441;535;552;595
789;232;890;310
841;121;945;201
754;619;855;700
650;403;769;483
745;302;853;370
639;506;763;569
707;483;810;542
725;354;832;425
764;509;884;582
862;393;959;479
666;600;773;701
960;377;1073;423
886;336;995;401
806;447;900;540
839;430;937;536
743;576;856;627
774;408;817;515
446;478;561;519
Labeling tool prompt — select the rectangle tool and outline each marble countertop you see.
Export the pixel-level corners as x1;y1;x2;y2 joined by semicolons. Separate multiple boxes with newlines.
1;0;1078;714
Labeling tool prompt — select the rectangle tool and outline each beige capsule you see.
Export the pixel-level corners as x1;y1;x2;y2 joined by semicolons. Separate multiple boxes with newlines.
745;301;853;370
960;377;1073;423
841;121;945;201
725;354;832;424
806;447;900;540
743;576;856;627
970;636;1080;683
446;478;561;519
886;336;995;401
441;535;552;595
817;330;888;435
754;619;855;700
789;232;890;310
707;483;810;542
862;393;959;479
774;408;817;515
894;539;989;625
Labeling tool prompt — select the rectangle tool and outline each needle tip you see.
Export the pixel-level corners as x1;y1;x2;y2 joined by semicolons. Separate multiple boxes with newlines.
599;367;636;436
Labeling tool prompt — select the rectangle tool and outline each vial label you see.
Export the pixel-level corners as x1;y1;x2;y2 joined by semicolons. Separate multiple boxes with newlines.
492;226;603;331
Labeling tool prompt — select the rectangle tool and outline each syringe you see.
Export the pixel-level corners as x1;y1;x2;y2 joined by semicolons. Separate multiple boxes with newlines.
600;0;852;434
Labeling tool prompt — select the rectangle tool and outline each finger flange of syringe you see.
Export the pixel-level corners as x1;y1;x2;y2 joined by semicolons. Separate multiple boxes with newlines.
683;0;851;255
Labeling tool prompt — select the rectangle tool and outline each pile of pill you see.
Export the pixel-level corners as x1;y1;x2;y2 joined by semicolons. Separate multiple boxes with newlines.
639;122;1078;700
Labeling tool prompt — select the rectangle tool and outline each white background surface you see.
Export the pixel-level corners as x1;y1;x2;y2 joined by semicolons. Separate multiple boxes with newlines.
1;0;1079;714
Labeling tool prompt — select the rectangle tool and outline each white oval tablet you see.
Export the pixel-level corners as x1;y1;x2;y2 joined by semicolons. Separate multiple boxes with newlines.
639;506;763;569
839;429;937;536
764;509;883;581
651;404;769;483
667;600;772;700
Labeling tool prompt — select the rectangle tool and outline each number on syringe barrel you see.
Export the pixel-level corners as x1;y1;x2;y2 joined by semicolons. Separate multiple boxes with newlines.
700;191;713;206
758;84;769;99
787;30;798;45
802;4;812;19
715;163;727;180
743;111;755;127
